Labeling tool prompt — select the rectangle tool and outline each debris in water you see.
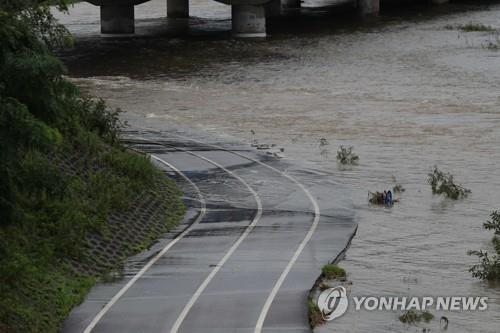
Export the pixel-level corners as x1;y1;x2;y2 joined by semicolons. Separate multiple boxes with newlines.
256;144;270;149
267;150;285;158
368;190;398;205
250;129;259;146
250;138;285;157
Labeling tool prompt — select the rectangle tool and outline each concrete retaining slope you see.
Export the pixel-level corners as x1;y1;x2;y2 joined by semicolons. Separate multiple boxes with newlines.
62;128;357;333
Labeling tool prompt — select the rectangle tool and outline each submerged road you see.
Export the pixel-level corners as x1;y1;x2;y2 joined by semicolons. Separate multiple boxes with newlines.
62;129;357;333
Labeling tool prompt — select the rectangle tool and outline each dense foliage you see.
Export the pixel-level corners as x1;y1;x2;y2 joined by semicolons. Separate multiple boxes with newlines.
0;2;184;332
483;210;500;236
468;211;500;281
1;0;82;224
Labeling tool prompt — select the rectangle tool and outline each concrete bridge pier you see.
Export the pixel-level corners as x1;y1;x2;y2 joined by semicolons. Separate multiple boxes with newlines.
100;5;135;34
232;4;266;37
357;0;379;16
167;0;189;18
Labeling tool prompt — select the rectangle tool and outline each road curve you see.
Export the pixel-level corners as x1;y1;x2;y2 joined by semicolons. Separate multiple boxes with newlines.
157;133;321;333
62;129;357;333
82;135;263;333
125;136;316;333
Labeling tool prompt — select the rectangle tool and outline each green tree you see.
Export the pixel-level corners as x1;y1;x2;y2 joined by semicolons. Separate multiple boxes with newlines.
0;2;184;332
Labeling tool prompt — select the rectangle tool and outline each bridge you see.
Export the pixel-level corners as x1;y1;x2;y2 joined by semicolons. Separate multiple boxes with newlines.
88;0;449;37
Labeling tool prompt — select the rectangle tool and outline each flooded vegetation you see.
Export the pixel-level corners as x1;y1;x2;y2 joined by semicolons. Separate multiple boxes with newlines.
322;263;347;280
446;22;496;32
309;263;350;328
398;309;434;325
336;146;360;165
468;210;500;281
56;0;500;331
428;166;471;199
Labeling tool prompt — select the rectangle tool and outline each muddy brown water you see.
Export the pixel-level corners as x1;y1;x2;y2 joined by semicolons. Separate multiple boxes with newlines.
56;0;500;331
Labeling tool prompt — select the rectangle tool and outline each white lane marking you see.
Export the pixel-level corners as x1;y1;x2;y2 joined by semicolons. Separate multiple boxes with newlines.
82;151;206;333
158;144;263;333
255;202;320;332
161;133;321;333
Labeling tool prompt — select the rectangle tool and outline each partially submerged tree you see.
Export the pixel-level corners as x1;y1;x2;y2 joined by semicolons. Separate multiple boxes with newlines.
428;166;470;199
468;249;500;281
337;146;359;165
483;211;500;236
468;211;500;281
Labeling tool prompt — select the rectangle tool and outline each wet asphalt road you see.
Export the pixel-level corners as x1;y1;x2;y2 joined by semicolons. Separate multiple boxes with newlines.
62;129;357;333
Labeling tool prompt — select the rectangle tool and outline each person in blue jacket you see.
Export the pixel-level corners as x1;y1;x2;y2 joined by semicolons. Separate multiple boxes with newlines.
385;190;393;205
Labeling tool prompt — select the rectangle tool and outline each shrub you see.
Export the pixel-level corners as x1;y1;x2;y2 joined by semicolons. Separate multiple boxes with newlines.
337;146;359;165
468;210;500;281
428;166;470;200
75;99;124;145
399;309;418;324
483;211;500;236
322;264;346;280
445;23;496;32
468;249;500;281
458;23;495;32
102;148;156;184
308;298;324;328
399;310;434;324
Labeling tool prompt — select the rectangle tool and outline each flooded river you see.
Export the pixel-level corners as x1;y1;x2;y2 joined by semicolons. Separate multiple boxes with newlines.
56;0;500;331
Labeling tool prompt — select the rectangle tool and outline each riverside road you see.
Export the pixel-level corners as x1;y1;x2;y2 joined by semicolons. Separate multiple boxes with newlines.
62;129;357;333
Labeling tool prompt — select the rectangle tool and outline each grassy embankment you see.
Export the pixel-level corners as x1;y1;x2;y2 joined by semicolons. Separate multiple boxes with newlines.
0;1;185;332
